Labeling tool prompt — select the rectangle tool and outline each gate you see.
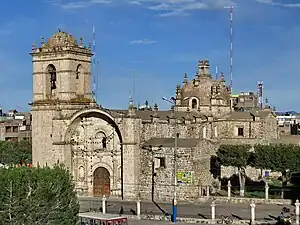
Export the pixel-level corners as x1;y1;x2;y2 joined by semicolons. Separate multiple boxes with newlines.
93;167;110;197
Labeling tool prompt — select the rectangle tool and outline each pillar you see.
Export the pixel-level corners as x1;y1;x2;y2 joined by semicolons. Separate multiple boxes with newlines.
102;195;106;214
250;200;256;224
227;180;231;199
211;200;216;221
295;199;300;225
265;182;269;201
206;186;210;198
136;200;141;216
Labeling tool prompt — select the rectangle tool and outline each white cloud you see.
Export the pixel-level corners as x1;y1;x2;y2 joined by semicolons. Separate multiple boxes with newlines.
47;0;237;15
47;0;111;10
129;39;157;45
47;0;300;14
255;0;300;7
131;0;236;16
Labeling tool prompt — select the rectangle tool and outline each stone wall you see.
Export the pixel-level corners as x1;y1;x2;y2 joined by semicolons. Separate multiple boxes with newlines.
139;140;216;201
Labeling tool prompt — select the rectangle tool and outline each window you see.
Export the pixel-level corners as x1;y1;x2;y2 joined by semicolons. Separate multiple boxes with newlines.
76;65;80;79
102;137;107;149
203;126;207;138
5;126;11;133
75;64;84;96
191;99;197;109
237;127;244;136
154;157;166;169
216;86;220;94
13;126;18;132
48;65;57;90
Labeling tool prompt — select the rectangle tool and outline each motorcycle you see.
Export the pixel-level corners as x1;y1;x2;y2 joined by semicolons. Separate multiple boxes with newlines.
283;216;292;225
277;216;292;225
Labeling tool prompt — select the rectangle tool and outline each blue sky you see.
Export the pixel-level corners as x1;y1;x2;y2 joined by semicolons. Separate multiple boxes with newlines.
0;0;300;112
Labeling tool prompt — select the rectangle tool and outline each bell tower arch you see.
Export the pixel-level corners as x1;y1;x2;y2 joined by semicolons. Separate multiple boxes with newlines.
30;30;95;167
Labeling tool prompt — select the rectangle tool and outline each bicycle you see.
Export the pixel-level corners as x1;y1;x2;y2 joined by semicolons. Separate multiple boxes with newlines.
217;215;233;224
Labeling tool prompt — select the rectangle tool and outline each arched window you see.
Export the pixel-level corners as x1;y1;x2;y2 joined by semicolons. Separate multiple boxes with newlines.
76;64;80;79
102;137;107;149
75;64;84;96
95;131;107;150
46;64;57;96
192;99;197;109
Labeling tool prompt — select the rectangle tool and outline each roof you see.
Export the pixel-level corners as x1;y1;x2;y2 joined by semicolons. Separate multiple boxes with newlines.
220;110;273;121
107;109;207;121
79;212;126;220
47;30;77;47
220;139;268;145
143;138;201;148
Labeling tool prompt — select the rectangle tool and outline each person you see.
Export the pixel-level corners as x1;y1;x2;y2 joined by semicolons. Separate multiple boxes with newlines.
119;204;124;216
278;212;285;225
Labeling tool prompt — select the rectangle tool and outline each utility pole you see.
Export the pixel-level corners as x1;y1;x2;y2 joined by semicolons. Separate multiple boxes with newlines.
224;5;237;92
162;97;178;223
162;96;188;223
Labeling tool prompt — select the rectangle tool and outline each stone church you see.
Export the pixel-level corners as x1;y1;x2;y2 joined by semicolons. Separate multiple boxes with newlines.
30;30;278;201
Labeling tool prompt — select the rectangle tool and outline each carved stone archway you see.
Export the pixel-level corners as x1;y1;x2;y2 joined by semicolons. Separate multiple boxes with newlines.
93;167;110;197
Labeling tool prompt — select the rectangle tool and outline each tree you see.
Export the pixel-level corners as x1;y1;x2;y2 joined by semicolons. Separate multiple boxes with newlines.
253;144;300;198
0;140;32;165
216;144;251;197
0;165;79;225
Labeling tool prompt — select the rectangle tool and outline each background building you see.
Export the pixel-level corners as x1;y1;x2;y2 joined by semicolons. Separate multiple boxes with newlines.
0;108;32;142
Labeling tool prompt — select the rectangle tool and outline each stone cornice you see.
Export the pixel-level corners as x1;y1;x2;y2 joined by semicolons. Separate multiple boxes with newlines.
32;58;91;63
31;48;92;57
31;99;95;111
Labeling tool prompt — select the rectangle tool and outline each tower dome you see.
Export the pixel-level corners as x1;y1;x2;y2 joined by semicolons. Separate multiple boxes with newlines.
46;30;77;47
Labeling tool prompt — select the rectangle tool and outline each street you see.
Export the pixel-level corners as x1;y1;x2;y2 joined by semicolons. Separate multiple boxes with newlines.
128;220;191;225
79;197;289;221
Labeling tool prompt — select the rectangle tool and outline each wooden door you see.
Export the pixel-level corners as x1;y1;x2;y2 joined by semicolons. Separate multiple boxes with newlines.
93;167;110;197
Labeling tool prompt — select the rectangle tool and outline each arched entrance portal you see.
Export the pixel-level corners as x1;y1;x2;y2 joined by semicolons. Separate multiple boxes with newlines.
93;167;110;197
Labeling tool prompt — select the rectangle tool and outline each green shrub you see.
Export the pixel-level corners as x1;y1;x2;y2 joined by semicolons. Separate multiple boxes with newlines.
0;165;79;225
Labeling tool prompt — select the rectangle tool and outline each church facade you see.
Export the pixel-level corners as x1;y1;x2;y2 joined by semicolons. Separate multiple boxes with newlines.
30;31;278;201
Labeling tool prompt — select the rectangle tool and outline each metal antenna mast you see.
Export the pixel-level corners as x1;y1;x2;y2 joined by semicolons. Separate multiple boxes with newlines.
224;6;236;92
257;81;264;109
133;69;136;106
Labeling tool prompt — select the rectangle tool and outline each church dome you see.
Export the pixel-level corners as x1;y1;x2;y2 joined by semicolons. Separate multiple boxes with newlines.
47;30;77;47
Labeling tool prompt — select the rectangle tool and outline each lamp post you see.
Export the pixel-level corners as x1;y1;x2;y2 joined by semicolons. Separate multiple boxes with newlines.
162;96;188;223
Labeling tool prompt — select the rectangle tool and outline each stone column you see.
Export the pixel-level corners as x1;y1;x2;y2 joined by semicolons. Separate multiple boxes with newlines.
102;195;106;214
295;199;300;225
136;200;141;217
211;200;216;221
227;180;231;199
265;182;269;201
206;186;210;198
250;200;256;224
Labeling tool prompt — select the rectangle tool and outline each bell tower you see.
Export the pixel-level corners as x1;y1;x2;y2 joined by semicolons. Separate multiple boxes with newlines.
31;30;93;102
30;30;94;167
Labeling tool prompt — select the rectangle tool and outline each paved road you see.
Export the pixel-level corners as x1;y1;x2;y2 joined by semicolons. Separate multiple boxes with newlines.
128;220;191;225
79;197;292;221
